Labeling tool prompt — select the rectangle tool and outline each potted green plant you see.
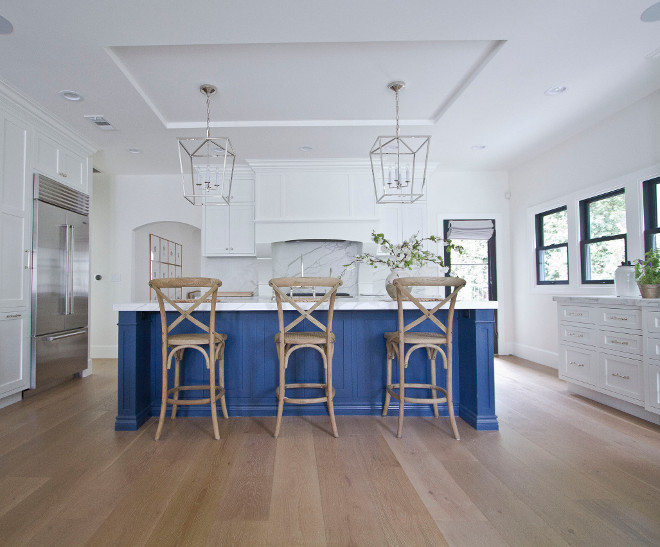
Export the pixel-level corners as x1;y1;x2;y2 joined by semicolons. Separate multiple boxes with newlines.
634;249;660;298
346;231;462;298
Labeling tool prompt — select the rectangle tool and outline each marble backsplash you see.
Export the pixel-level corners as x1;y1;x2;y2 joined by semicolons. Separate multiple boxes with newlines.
271;240;362;296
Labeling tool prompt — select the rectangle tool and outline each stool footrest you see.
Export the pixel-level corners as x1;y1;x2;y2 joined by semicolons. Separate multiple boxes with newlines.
386;383;448;405
166;385;224;406
276;383;336;405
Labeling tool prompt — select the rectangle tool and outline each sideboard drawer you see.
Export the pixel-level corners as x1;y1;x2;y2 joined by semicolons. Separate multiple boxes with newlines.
646;363;660;414
645;336;660;362
596;307;642;331
598;352;643;402
560;324;596;346
646;310;660;334
560;344;596;385
559;306;594;325
598;329;643;355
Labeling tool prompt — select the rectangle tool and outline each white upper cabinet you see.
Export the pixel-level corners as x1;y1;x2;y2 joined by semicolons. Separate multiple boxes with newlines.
0;109;31;310
34;132;87;193
202;173;255;256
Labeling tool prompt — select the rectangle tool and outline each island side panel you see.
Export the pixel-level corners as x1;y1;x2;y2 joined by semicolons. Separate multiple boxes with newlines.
457;309;499;430
116;311;152;431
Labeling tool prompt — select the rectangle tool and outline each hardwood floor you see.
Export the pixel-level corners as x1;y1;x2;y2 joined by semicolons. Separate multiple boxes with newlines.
1;356;660;546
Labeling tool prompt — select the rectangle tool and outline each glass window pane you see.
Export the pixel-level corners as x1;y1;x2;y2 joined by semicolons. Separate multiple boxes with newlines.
584;239;626;281
653;232;660;251
451;264;489;301
542;210;568;245
450;239;488;265
589;193;626;238
539;247;568;282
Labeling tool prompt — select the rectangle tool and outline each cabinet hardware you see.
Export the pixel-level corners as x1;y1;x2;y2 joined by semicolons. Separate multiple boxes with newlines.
608;315;628;321
6;313;22;319
567;312;583;317
609;339;629;345
567;332;583;338
569;361;585;367
24;249;32;270
611;372;630;380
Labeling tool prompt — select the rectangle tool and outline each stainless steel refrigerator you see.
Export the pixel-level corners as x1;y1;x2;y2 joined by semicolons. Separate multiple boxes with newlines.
29;174;89;393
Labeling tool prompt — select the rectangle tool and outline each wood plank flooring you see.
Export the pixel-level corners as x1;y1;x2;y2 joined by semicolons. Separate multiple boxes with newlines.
1;356;660;546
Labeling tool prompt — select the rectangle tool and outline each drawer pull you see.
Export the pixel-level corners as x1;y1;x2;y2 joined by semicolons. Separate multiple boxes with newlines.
609;339;629;346
6;313;22;319
568;332;584;338
607;315;628;321
611;372;630;380
567;312;584;317
569;361;585;367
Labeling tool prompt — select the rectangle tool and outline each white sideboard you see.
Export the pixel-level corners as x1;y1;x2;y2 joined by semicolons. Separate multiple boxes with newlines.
555;296;660;423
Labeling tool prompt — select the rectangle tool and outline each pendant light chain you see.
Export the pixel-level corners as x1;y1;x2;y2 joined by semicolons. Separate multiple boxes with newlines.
395;87;400;139
206;91;211;139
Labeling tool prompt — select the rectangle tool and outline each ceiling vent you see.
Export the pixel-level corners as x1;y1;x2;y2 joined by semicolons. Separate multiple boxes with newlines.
84;115;116;131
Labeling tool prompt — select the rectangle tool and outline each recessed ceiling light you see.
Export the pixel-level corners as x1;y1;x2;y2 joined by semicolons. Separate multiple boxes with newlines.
544;86;568;96
127;148;142;154
471;145;486;151
0;15;13;34
299;146;313;152
641;2;660;22
59;90;82;101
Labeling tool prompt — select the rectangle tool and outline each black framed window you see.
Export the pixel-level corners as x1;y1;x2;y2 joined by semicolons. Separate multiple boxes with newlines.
535;206;568;284
579;189;627;284
643;176;660;252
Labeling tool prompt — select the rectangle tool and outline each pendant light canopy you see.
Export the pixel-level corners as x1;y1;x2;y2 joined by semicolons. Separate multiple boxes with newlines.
370;81;430;204
179;84;236;206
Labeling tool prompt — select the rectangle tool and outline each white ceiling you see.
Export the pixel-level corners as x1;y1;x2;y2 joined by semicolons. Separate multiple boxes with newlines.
0;0;659;176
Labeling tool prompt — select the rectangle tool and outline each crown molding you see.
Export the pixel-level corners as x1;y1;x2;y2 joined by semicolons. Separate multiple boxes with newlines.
246;158;439;174
0;78;97;155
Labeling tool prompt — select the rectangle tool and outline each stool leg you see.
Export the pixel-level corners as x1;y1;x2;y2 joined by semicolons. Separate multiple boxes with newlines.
155;349;170;441
274;343;285;438
217;343;228;419
209;350;220;440
445;352;460;440
428;348;439;418
397;342;405;438
171;349;183;420
383;341;393;417
325;343;339;438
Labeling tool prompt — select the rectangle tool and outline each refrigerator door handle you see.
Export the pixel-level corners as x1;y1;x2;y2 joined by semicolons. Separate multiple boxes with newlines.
64;224;71;315
45;328;87;342
69;225;75;315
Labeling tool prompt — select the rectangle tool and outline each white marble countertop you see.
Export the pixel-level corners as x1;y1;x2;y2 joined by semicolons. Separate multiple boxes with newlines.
553;295;660;307
114;296;499;312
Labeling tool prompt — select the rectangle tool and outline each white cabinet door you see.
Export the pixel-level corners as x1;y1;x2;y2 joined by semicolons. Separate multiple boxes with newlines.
34;133;88;194
560;344;597;386
0;111;31;309
229;204;255;254
228;178;255;203
203;206;230;255
0;310;30;396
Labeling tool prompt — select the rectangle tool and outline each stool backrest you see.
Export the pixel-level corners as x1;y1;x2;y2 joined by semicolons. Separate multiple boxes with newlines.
393;276;466;340
149;277;222;344
269;277;343;343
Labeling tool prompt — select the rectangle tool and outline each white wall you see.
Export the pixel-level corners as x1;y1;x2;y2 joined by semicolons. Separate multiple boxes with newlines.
509;89;660;368
89;174;201;357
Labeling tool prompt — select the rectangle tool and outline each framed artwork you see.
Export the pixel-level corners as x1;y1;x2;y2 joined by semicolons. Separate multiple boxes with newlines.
150;234;184;301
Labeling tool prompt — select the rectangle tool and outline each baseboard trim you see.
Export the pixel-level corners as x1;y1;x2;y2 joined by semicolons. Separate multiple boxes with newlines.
512;342;558;369
0;392;22;409
568;384;660;426
91;345;118;359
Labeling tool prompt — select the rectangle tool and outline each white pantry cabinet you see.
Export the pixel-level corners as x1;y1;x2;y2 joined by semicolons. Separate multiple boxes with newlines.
0;107;31;397
34;132;87;193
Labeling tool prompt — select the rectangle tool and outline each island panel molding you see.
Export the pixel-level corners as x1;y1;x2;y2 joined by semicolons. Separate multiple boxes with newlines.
114;301;498;432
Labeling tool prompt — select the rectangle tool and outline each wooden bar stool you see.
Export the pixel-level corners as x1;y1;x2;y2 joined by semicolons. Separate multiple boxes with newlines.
382;276;465;439
269;277;342;438
149;277;228;440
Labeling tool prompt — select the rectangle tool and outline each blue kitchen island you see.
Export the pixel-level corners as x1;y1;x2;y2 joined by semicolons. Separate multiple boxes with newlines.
113;298;498;432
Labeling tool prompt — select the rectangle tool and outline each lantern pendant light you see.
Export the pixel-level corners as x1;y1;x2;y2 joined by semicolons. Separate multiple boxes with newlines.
370;81;430;204
178;84;236;206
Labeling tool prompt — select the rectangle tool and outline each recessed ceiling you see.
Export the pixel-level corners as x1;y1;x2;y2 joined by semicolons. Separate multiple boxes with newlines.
0;1;658;176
